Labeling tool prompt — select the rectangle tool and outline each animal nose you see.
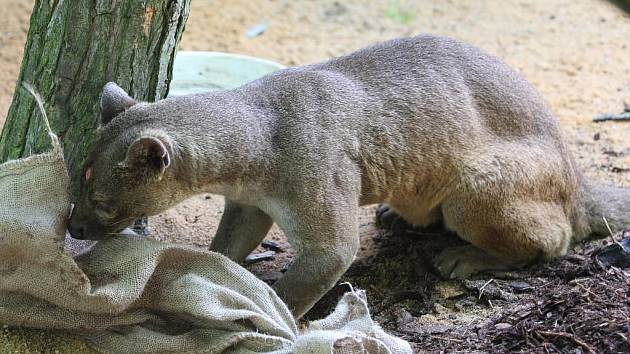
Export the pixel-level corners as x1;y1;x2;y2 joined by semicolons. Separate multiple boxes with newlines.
68;221;86;239
67;206;86;239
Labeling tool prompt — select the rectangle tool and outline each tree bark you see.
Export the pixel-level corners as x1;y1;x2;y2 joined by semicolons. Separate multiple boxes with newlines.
0;0;191;196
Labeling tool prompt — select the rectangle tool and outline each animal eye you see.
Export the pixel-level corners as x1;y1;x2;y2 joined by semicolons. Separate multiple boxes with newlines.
94;201;116;219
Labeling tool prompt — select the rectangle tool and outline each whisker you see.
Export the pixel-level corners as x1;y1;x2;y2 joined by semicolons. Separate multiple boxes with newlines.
106;232;131;237
121;200;152;208
104;217;135;228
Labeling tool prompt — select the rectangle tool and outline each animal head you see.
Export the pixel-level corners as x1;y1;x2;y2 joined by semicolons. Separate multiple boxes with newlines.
68;82;180;240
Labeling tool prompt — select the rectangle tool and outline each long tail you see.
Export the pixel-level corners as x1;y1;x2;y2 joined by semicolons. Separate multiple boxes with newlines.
577;181;630;238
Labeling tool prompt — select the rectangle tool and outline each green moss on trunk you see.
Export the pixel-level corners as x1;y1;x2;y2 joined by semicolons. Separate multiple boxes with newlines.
0;0;191;197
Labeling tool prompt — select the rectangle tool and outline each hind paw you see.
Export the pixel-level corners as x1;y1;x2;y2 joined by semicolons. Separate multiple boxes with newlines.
433;245;511;279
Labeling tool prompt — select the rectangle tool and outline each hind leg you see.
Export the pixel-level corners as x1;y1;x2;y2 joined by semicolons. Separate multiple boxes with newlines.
436;197;572;279
210;200;273;262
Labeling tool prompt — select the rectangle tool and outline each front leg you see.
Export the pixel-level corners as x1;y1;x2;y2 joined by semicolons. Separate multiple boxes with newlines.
209;199;273;262
271;196;360;319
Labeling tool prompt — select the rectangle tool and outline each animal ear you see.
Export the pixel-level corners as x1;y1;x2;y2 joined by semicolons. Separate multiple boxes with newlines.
100;82;137;125
125;137;171;180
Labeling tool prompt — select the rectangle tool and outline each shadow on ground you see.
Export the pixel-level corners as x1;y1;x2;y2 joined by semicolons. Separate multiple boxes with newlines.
247;222;630;353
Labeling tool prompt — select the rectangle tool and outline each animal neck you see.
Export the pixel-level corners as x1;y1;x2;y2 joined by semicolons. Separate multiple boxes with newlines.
165;104;273;200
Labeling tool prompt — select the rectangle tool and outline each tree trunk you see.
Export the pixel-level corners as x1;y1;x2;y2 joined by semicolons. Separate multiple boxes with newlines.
0;0;191;196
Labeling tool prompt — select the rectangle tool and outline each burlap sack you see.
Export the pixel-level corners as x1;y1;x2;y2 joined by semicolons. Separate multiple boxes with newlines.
0;87;412;353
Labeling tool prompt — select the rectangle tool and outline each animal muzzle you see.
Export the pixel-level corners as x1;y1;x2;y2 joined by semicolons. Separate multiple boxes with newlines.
67;223;87;240
67;204;105;240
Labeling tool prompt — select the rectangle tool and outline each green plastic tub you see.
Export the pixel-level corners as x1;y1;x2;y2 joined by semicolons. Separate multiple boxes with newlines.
168;51;284;96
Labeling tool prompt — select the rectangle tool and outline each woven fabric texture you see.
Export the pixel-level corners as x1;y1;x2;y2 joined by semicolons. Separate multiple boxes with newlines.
0;100;411;353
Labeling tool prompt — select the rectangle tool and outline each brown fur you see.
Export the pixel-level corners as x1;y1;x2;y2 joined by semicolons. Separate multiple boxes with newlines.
68;35;630;318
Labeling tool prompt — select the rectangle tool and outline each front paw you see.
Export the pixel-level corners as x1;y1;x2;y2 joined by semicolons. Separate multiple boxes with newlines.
375;204;411;231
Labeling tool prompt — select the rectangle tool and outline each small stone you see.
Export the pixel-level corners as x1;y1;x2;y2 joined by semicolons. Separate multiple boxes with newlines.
244;250;275;264
603;149;619;157
245;22;269;38
432;302;449;314
593;132;601;141
595;238;630;268
258;271;283;284
495;323;512;330
324;2;348;18
261;240;284;252
509;281;533;292
396;308;415;328
424;324;450;334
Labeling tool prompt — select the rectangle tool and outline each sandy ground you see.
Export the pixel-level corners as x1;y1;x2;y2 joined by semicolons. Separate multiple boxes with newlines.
1;0;629;351
155;0;630;267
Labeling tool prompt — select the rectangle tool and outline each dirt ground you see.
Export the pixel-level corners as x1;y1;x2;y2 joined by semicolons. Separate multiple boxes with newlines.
1;0;630;352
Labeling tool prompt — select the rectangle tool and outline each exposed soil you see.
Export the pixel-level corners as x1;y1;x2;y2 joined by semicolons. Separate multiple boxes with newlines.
1;0;630;352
